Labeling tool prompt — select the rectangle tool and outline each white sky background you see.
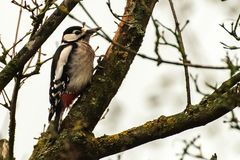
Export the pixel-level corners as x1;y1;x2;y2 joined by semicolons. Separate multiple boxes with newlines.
0;0;240;160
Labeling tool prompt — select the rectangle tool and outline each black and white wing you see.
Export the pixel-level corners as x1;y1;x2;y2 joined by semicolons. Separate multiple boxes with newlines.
48;44;72;121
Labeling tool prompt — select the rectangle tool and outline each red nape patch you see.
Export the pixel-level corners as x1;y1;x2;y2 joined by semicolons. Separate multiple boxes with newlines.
61;93;78;108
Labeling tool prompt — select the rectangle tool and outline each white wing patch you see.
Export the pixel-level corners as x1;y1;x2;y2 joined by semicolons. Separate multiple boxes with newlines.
54;45;73;81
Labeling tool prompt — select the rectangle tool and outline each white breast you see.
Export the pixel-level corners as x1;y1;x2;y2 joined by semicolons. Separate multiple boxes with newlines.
66;41;95;93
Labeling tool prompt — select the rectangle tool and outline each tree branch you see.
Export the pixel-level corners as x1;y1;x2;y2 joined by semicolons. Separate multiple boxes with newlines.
0;0;81;92
137;53;237;70
168;0;191;106
91;76;240;158
8;70;22;160
35;71;240;159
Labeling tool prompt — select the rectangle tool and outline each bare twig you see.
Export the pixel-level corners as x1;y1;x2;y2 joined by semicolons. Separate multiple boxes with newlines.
224;110;240;130
190;74;209;96
220;14;240;41
0;102;10;110
8;70;22;160
2;89;11;107
12;0;23;57
220;42;240;50
137;53;236;69
21;56;52;79
106;0;132;25
0;31;31;62
151;16;162;65
210;153;217;160
220;14;240;50
180;20;190;32
223;53;239;76
0;75;11;111
168;0;191;106
31;0;53;37
1;32;31;65
0;40;8;64
78;2;112;42
106;0;126;22
8;1;24;158
176;135;214;160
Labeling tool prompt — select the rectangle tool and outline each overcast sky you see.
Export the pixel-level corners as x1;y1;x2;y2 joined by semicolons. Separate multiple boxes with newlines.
1;0;240;160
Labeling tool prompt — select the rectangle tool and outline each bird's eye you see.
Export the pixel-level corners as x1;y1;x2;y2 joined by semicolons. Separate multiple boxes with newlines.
74;30;81;35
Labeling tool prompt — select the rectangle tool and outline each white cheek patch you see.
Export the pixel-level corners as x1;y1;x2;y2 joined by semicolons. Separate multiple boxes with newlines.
54;45;73;80
63;33;79;42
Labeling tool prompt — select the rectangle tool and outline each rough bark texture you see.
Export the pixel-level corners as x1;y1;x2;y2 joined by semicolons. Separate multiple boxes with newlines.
0;0;81;92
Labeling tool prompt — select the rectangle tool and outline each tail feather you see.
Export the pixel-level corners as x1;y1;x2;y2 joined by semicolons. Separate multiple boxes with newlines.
48;106;55;122
53;107;63;132
48;102;64;132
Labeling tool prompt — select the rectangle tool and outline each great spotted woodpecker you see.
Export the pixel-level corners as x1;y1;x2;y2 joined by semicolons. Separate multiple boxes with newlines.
49;26;101;131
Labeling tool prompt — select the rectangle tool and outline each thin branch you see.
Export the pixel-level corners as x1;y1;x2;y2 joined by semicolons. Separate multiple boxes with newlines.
12;0;23;57
21;56;52;79
0;39;8;64
0;31;31;62
157;20;176;35
137;53;234;70
106;0;125;21
106;0;132;24
224;110;240;130
30;0;54;37
78;2;112;42
0;102;10;110
234;14;240;33
2;89;11;107
8;1;24;158
220;13;240;41
210;153;218;160
220;42;240;50
223;53;239;76
190;74;209;96
9;31;31;55
180;20;190;32
8;69;22;160
158;31;179;49
220;14;240;50
151;16;162;65
177;135;210;160
11;0;41;13
168;0;191;106
53;3;111;43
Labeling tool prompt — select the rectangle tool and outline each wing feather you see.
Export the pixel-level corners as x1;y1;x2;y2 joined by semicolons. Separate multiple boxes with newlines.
49;44;72;121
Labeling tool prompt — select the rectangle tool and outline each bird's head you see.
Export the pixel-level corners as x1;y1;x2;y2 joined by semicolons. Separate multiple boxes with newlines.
62;26;101;43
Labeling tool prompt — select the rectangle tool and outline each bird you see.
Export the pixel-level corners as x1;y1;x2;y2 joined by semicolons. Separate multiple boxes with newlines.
48;25;101;131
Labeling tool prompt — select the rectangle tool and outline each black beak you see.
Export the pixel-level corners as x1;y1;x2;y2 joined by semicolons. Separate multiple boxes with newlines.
86;27;101;35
